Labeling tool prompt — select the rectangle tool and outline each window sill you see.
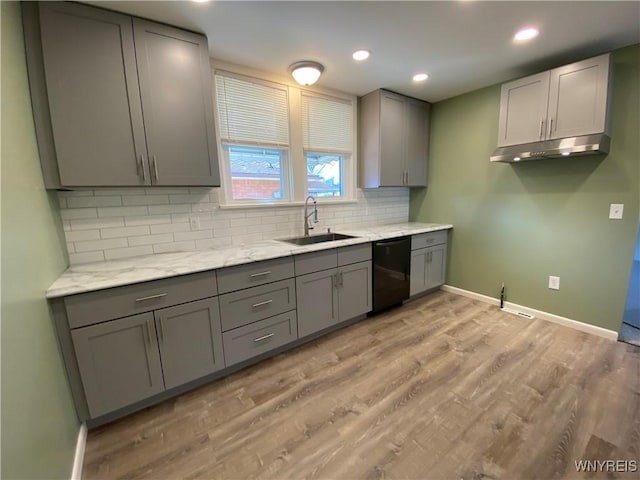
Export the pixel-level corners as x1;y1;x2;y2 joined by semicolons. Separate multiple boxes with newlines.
218;198;358;210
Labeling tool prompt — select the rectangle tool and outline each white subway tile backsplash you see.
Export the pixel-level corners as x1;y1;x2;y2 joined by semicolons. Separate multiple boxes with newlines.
104;245;153;260
60;187;409;264
150;222;190;234
124;215;171;226
97;206;149;218
69;251;105;264
60;208;98;220
148;204;191;215
100;225;150;239
67;196;122;208
153;240;196;254
64;229;101;242
127;233;174;247
74;238;128;253
69;217;125;230
174;230;213;242
122;195;169;206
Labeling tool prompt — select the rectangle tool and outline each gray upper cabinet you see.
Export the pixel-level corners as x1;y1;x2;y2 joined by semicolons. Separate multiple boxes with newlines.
154;298;224;390
497;53;611;147
71;312;164;418
133;19;220;186
34;2;148;187
24;2;220;188
360;89;430;188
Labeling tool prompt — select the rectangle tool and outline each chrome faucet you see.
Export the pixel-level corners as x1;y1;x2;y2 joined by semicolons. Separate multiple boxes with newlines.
304;195;318;236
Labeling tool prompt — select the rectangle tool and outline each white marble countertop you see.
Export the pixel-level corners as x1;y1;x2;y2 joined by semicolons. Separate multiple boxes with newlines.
46;222;452;298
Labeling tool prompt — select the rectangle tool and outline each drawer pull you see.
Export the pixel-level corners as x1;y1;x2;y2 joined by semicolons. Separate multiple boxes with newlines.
135;293;167;302
252;299;273;308
253;333;275;343
250;271;271;278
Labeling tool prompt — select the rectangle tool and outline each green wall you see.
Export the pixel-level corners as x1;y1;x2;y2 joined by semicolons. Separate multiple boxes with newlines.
411;44;640;332
1;2;79;478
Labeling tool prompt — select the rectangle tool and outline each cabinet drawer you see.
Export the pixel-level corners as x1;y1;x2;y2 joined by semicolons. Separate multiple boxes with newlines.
294;249;337;276
219;279;296;331
223;310;298;367
217;257;294;294
65;271;217;329
338;243;371;266
411;230;447;250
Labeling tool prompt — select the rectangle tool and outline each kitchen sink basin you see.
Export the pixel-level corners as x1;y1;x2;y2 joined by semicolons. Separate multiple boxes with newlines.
279;233;357;245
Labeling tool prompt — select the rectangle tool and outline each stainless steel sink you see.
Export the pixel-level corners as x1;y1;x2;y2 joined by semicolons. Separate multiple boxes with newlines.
279;233;357;245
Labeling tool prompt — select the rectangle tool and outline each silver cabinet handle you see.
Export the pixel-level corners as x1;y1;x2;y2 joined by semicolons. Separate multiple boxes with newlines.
549;118;553;137
339;271;344;287
250;271;271;278
332;273;337;289
135;293;167;302
539;120;544;139
152;155;159;182
144;319;151;345
158;318;165;342
252;299;273;308
254;333;274;343
139;154;147;182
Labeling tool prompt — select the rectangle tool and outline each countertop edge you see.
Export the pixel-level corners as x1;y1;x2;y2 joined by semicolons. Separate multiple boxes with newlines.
46;223;452;298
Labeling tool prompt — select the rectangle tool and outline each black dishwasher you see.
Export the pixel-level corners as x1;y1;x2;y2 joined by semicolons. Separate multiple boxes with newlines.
372;236;411;313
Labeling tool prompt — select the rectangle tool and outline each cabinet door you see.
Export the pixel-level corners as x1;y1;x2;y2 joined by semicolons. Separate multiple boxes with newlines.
410;248;428;296
296;268;338;338
154;298;224;390
497;72;550;147
38;2;148;186
379;91;406;186
133;19;220;186
338;261;372;321
405;99;429;186
71;313;164;418
426;244;447;291
547;54;610;140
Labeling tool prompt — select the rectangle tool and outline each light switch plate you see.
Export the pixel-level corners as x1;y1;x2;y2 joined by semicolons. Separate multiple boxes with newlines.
549;276;560;290
609;204;624;219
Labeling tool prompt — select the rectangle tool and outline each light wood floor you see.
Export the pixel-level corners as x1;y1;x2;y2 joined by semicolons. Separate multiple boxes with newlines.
83;291;640;479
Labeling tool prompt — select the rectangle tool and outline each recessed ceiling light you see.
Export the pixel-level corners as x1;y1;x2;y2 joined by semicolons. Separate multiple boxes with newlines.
413;73;429;82
562;151;571;156
514;156;521;162
514;27;539;42
352;50;370;61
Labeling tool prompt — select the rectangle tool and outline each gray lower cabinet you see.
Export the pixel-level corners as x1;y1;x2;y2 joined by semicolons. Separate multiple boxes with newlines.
71;312;164;418
296;268;339;338
410;244;448;296
223;311;298;367
296;245;372;339
155;298;224;390
23;1;220;188
71;296;224;418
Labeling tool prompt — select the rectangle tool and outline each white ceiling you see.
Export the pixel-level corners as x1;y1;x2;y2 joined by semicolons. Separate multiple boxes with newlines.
89;1;640;102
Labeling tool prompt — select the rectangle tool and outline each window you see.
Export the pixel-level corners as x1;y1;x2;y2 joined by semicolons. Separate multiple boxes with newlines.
214;69;355;205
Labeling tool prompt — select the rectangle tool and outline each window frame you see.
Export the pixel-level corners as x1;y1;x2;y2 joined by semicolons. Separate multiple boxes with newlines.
212;62;357;207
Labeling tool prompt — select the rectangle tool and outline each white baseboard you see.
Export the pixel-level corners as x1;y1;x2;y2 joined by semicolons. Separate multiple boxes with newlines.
71;423;87;480
441;285;619;341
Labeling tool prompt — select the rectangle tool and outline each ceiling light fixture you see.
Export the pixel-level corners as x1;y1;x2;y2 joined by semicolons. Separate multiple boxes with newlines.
514;27;539;42
290;61;324;86
413;73;429;82
562;151;571;156
191;0;210;3
352;50;371;61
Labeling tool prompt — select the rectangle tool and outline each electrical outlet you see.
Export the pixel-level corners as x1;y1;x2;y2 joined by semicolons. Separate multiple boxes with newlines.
189;217;201;230
609;204;624;220
548;276;560;290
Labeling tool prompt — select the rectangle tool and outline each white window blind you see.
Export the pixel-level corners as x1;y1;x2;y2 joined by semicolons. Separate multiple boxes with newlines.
301;94;353;152
215;73;290;146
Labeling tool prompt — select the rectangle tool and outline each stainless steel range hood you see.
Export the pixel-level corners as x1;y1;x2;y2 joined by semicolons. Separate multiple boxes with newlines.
490;134;611;163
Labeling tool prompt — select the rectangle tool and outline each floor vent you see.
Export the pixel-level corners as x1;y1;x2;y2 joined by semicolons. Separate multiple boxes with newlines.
502;307;535;319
